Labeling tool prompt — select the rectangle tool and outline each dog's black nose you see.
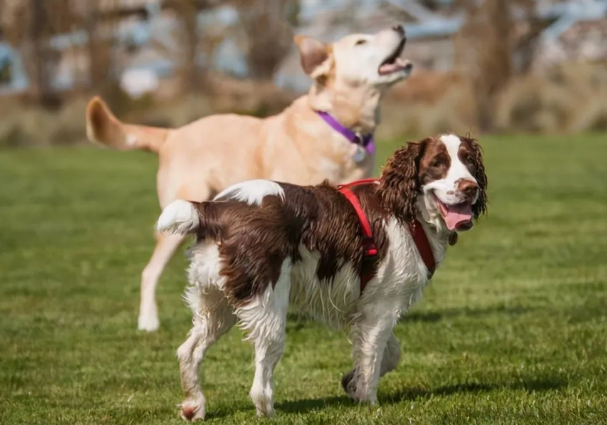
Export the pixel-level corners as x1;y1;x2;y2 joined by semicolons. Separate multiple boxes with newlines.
392;25;405;36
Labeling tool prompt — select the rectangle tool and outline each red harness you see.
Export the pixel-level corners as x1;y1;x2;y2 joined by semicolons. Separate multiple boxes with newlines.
338;179;436;294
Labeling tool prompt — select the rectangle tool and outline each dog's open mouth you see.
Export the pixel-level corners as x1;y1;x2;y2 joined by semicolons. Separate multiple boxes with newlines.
437;199;473;231
378;38;409;75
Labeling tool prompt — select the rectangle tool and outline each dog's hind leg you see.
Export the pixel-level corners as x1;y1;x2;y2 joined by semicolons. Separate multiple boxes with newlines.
140;182;213;332
138;232;184;331
178;289;236;421
238;260;292;417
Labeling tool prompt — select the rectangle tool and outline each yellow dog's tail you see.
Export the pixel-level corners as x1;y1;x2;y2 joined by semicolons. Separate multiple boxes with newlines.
85;96;170;154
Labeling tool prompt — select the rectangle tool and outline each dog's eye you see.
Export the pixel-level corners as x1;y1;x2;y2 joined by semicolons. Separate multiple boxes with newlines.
355;39;367;46
462;155;475;168
430;159;442;167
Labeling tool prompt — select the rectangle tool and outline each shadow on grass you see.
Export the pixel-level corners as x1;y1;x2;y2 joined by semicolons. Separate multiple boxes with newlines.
277;395;353;414
382;378;565;404
406;305;532;323
276;378;566;415
287;306;532;327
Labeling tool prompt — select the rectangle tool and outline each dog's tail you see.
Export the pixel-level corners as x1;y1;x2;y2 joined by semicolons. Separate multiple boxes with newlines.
86;96;170;154
157;199;225;240
157;200;202;235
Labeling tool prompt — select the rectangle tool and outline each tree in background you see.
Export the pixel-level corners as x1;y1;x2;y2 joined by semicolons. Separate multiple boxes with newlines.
171;0;214;93
83;1;115;91
235;0;299;81
0;0;302;103
0;0;76;107
455;0;539;130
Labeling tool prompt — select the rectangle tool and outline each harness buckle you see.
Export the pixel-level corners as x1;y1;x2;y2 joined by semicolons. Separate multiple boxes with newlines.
362;237;378;257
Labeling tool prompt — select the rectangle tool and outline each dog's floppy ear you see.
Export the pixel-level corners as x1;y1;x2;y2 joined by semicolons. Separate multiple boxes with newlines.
379;140;427;224
294;35;332;78
462;136;488;218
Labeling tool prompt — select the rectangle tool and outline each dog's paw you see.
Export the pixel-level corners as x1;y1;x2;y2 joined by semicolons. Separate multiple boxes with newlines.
250;387;275;417
341;369;357;398
341;369;377;404
255;403;275;418
138;313;160;332
180;396;205;422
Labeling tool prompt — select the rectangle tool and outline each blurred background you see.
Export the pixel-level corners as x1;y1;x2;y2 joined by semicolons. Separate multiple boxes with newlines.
2;3;607;423
0;0;606;147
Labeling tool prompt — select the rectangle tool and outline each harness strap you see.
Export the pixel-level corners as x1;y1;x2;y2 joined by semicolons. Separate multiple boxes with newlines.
337;179;379;293
338;178;437;295
408;219;436;277
338;187;378;257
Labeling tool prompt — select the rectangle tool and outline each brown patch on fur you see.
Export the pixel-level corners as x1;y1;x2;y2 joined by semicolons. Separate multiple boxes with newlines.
378;137;452;224
185;135;487;307
190;182;388;307
418;138;450;184
304;182;389;283
378;136;485;225
181;405;196;421
378;141;422;225
349;183;389;280
458;137;488;218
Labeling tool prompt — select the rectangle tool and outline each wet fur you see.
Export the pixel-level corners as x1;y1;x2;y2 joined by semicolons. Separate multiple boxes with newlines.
161;134;487;420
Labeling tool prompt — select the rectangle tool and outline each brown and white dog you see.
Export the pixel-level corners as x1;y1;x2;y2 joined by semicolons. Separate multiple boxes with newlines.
157;134;487;420
86;26;412;331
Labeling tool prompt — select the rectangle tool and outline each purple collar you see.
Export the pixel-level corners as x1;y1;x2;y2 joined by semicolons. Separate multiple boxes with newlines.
317;111;375;155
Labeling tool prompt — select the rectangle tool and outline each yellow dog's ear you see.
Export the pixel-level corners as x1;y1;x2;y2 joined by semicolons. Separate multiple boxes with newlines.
294;35;332;78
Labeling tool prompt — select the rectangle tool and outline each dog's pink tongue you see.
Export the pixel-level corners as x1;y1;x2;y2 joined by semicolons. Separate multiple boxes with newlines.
378;58;409;75
440;203;473;231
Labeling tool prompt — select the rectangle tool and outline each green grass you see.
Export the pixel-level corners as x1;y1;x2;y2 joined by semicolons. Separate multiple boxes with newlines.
1;134;607;424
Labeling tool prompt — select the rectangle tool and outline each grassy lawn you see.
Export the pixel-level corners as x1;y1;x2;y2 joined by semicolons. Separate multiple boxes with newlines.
1;134;606;425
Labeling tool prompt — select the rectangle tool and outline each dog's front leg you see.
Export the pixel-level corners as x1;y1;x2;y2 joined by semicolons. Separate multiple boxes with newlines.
342;315;395;404
379;332;402;376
